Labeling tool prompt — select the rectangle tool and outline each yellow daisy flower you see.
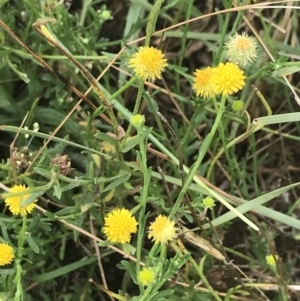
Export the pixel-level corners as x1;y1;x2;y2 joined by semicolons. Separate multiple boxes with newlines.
4;184;37;216
148;214;177;244
224;32;258;67
128;46;168;81
139;268;155;286
0;243;14;266
214;62;245;96
193;67;217;98
103;208;138;244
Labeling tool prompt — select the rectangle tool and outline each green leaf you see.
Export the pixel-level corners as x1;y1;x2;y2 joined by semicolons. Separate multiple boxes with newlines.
118;260;137;284
53;183;62;199
150;289;175;300
145;93;159;114
43;211;56;220
60;182;81;192
27;235;40;253
207;181;300;229
103;171;131;192
55;207;76;216
98;240;112;247
272;66;300;77
30;257;97;282
121;135;140;153
22;191;44;207
60;236;66;260
34;165;53;177
94;132;117;144
253;112;300;126
90;105;105;120
37;220;52;232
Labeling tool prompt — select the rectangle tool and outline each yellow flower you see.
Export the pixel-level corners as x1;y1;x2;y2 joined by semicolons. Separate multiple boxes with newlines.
103;208;138;244
224;32;258;67
0;243;14;266
4;185;37;216
203;196;215;209
128;46;168;81
100;10;112;21
193;67;217;98
148;214;177;244
139;268;155;286
214;62;245;96
266;254;278;266
130;114;145;128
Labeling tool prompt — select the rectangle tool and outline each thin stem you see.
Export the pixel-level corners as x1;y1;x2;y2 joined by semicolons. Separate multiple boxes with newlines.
177;239;222;301
135;126;151;282
14;214;28;301
198;256;223;301
215;10;230;64
112;96;259;231
79;0;90;27
121;80;144;148
109;76;138;102
170;95;224;216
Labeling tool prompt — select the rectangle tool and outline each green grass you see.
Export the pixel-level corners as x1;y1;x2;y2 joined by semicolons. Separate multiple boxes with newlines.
1;0;300;300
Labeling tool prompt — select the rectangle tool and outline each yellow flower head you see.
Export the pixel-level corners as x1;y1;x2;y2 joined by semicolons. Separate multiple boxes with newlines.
139;268;155;286
203;196;215;209
0;243;14;266
129;46;168;81
130;114;145;128
4;185;37;216
266;254;278;266
214;62;245;96
193;67;217;99
224;32;258;67
148;214;177;244
100;10;112;21
103;208;138;244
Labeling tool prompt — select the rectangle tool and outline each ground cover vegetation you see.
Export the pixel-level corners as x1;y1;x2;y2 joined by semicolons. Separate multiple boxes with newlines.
1;0;300;300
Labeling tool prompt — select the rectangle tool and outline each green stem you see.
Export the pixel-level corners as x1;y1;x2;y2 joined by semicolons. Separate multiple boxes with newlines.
159;244;166;262
181;104;203;147
146;243;159;266
0;126;111;159
197;256;222;301
112;96;259;231
255;87;272;116
170;95;225;216
17;215;27;258
215;11;230;64
139;245;166;301
135;127;151;281
145;0;165;46
13;214;28;301
121;81;144;148
105;109;124;164
79;0;91;27
207;86;272;180
109;76;137;102
2;177;56;201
